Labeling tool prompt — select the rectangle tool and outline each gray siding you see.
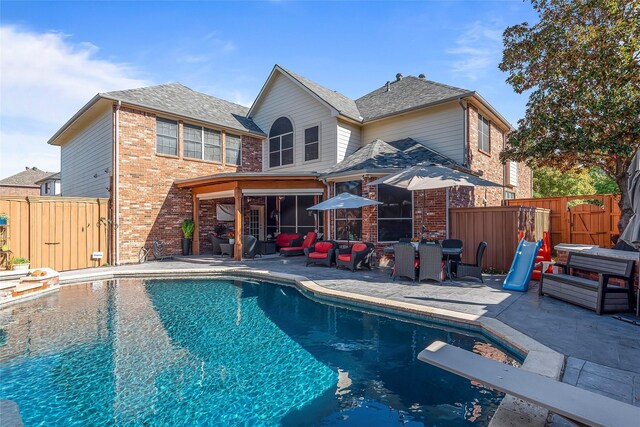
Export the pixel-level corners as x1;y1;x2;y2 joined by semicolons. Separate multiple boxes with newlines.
250;73;338;173
337;120;361;163
61;110;113;197
361;102;464;163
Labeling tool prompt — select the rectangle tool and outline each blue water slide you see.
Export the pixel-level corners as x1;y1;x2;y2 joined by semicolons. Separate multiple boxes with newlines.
502;239;542;292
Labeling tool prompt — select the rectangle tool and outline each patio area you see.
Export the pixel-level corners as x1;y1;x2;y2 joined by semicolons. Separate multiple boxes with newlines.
51;253;640;410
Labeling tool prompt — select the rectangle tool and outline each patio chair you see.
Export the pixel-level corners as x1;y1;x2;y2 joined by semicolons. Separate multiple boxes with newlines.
442;239;463;274
152;240;171;261
336;242;375;272
418;243;444;282
209;233;229;256
456;241;487;283
280;232;317;257
304;241;338;267
242;235;261;259
392;243;417;281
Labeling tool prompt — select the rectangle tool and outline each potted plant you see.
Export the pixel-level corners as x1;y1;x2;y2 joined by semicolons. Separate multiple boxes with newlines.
10;257;29;271
181;219;195;256
228;231;235;245
213;223;226;237
0;213;7;226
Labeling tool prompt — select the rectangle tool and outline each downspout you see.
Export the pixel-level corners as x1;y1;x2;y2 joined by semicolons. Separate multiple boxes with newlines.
321;177;331;239
458;97;468;168
114;100;121;265
502;132;507;200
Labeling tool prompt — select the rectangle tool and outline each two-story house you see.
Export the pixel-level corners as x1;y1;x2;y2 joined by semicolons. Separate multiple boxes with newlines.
49;64;531;264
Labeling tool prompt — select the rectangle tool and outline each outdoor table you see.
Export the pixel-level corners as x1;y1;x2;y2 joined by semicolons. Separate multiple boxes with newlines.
220;243;234;257
384;243;463;281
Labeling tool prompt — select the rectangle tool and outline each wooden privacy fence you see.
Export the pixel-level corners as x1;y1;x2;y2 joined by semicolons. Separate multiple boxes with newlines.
0;196;109;271
505;194;620;249
450;206;550;272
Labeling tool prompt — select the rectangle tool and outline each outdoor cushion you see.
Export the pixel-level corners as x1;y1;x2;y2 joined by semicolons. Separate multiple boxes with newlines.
337;254;352;262
275;233;301;248
315;242;333;253
351;243;368;253
301;232;317;248
308;252;329;259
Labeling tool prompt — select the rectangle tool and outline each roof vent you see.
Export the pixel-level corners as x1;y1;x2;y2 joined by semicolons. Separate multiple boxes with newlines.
418;73;426;79
386;81;391;92
396;73;403;81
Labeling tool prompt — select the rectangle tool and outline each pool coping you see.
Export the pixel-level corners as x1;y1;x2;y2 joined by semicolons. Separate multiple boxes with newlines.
9;265;565;426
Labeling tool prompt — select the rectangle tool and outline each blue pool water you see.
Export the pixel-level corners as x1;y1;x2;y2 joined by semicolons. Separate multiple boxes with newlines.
0;278;520;426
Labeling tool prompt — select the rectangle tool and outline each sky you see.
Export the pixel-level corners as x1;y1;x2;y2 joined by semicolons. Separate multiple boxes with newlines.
0;0;538;178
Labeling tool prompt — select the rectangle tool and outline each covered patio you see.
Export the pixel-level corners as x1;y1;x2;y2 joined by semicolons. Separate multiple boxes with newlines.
176;172;328;260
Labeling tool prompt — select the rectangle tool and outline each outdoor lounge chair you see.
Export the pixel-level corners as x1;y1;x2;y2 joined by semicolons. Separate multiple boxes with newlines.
209;233;229;255
242;235;261;259
418;341;640;427
418;243;444;282
456;241;486;283
336;242;374;272
304;241;338;267
393;243;417;281
280;232;317;257
152;240;171;261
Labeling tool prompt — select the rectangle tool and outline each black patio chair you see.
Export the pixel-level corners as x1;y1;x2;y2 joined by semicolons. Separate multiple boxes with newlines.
209;233;229;256
392;243;416;281
442;239;463;274
418;243;444;283
456;241;487;283
304;241;338;267
336;242;375;272
242;235;261;259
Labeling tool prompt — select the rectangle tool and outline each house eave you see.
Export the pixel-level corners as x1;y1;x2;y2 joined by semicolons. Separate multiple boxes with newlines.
322;168;403;181
361;93;475;124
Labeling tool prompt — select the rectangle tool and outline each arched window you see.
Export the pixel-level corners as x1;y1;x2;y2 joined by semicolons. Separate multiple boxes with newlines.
269;117;294;167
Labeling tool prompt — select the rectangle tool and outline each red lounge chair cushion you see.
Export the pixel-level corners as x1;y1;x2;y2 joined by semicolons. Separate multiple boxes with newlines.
308;252;329;259
281;246;302;252
337;254;351;262
351;243;368;253
275;234;301;248
314;242;333;253
415;259;420;268
302;232;317;248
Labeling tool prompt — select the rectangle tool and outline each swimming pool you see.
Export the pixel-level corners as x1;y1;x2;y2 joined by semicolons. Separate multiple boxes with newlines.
0;278;519;426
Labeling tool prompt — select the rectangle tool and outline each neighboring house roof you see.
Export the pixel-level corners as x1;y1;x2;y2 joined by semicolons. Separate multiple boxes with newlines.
248;65;363;122
322;138;457;177
101;83;264;135
0;167;57;188
355;76;473;122
34;172;61;185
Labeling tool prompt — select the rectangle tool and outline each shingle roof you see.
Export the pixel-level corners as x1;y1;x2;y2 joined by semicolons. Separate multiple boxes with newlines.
322;138;457;176
102;83;265;135
356;76;472;122
34;172;61;184
278;66;362;122
0;167;58;188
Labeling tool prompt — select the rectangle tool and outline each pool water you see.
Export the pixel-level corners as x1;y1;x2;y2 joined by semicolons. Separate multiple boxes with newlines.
0;278;519;426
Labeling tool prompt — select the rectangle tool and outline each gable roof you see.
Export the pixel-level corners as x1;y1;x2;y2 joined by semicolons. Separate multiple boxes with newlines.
248;65;362;122
322;138;456;177
102;83;264;135
35;172;61;184
0;167;58;188
355;76;473;122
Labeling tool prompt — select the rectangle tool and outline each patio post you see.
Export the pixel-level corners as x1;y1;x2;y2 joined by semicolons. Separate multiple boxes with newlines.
234;186;243;260
192;193;200;255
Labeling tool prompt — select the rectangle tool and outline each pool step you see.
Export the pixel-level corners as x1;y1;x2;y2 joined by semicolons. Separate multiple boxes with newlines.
0;399;23;427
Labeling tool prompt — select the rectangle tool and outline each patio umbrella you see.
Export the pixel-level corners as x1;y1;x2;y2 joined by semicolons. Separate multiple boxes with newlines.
370;164;502;238
620;150;640;249
307;192;382;245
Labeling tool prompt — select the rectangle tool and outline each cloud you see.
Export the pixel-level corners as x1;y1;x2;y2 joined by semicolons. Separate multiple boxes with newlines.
0;25;149;177
447;21;504;81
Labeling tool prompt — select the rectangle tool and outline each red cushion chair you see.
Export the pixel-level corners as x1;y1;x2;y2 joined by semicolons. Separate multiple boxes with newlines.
304;241;338;267
280;232;318;257
275;233;301;250
336;242;375;272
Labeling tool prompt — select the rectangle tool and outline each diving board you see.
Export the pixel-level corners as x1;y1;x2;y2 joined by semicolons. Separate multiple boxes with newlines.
418;341;640;427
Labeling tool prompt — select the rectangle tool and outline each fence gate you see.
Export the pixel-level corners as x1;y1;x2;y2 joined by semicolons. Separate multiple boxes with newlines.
569;203;608;246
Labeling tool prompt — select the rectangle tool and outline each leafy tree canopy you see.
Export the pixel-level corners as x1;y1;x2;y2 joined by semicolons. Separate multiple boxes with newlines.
500;0;640;229
589;167;619;194
533;167;595;197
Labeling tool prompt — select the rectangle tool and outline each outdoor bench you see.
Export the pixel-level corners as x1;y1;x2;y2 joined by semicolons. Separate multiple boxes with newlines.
540;252;635;314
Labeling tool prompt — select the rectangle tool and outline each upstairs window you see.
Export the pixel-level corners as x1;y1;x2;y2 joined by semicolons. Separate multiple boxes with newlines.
478;113;490;153
269;117;294;168
183;124;203;159
304;126;319;161
226;133;241;165
204;128;222;162
156;118;178;156
509;161;519;186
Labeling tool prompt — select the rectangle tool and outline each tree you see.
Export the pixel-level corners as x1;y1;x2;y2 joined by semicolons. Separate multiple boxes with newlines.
533;167;595;197
589;167;619;194
499;0;640;232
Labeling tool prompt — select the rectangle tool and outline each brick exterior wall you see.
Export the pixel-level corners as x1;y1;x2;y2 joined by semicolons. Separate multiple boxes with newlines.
467;103;532;206
0;186;40;196
115;106;262;263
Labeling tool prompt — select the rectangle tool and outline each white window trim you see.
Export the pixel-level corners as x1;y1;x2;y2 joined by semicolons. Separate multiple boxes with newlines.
156;117;179;156
478;113;490;153
225;132;243;166
183;123;223;163
303;123;321;163
268;116;295;169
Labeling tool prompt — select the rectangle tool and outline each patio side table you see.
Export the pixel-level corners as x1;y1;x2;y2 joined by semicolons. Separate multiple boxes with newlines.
260;240;276;255
220;243;234;257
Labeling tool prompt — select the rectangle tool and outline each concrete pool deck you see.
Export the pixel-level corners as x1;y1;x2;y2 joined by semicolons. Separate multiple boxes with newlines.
6;255;640;425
